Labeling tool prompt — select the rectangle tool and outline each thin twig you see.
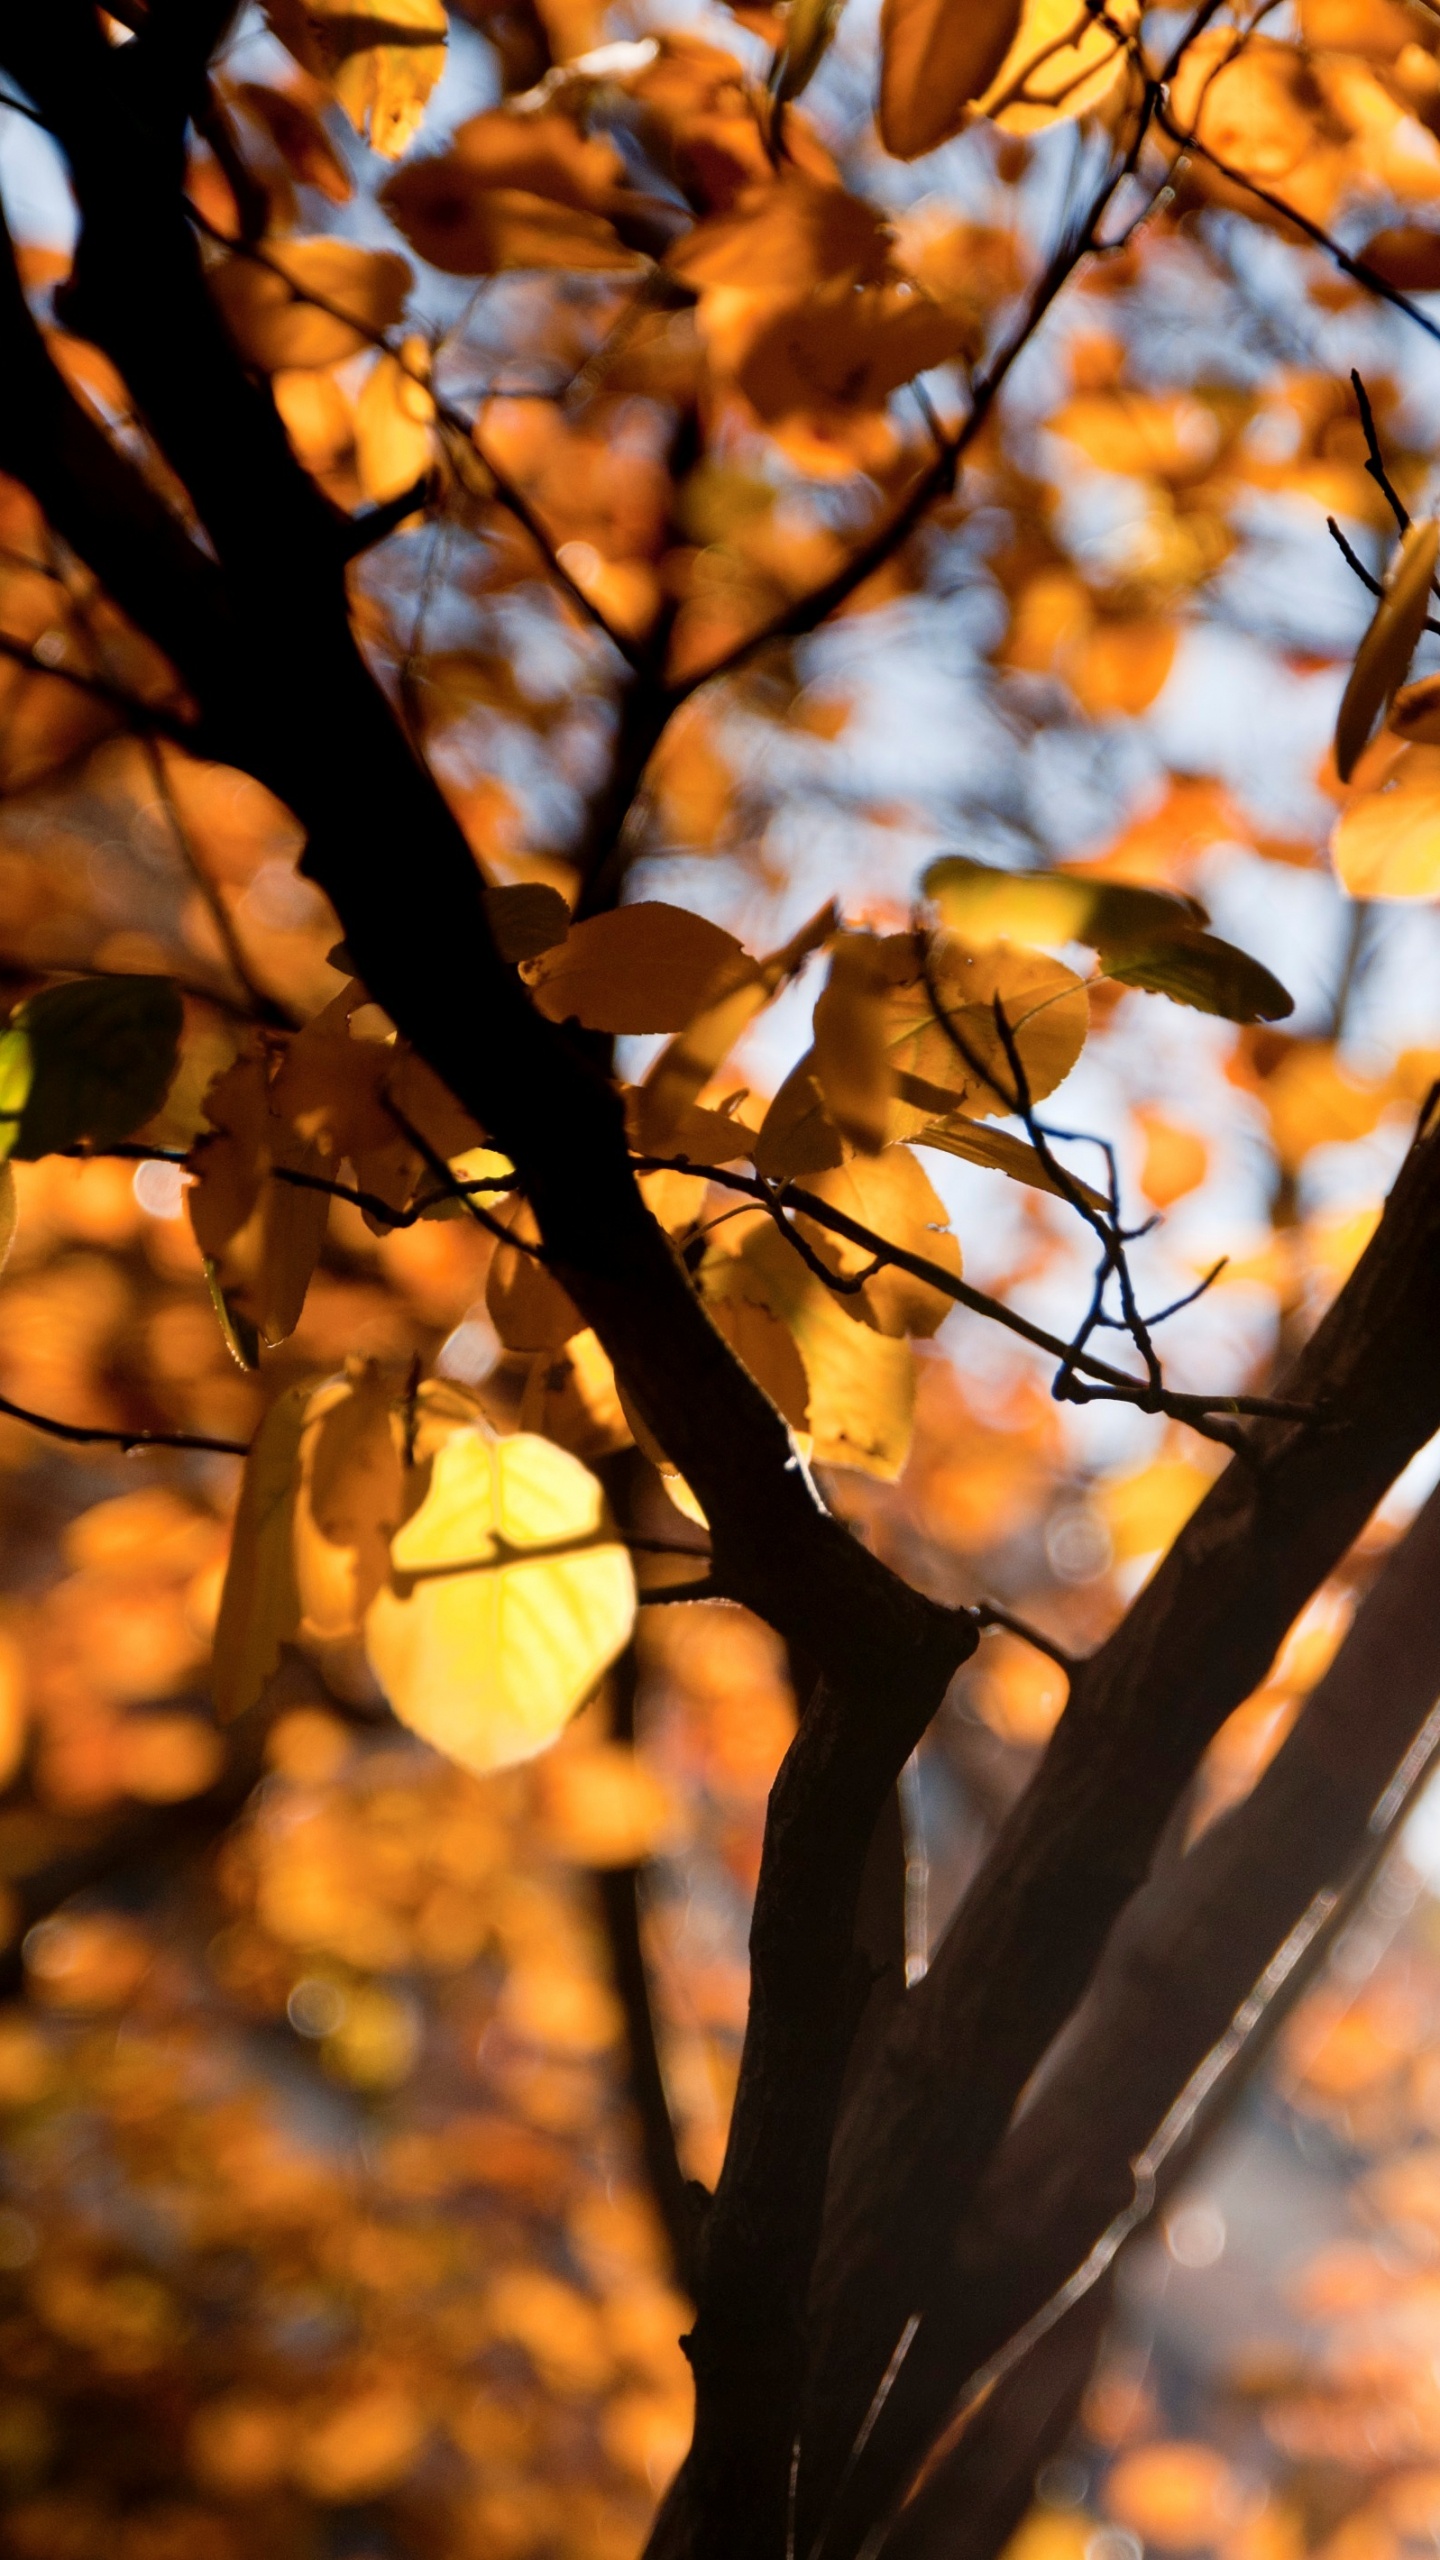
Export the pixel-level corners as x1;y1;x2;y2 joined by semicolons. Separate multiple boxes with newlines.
973;1603;1080;1678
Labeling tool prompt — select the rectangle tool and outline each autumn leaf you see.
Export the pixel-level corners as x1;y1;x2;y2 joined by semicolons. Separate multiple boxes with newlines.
793;1147;962;1338
262;0;448;157
483;882;572;962
634;901;835;1151
354;346;435;506
522;903;749;1033
882;935;1091;1125
0;976;183;1163
364;1428;636;1772
812;932;893;1152
971;0;1141;129
486;1196;584;1352
923;854;1206;952
383;177;644;275
1335;517;1440;783
773;0;847;102
187;1052;330;1357
1332;740;1440;896
233;81;354;204
878;0;1024;159
210;238;412;372
910;1111;1109;1208
212;1387;310;1720
923;857;1293;1024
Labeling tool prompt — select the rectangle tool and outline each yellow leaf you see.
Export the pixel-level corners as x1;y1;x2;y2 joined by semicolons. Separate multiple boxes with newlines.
812;932;893;1153
1259;1046;1385;1170
912;1111;1109;1208
707;1217;916;1475
1335;516;1440;782
699;1264;812;1425
640;900;835;1146
209;237;412;372
522;903;748;1034
971;0;1141;130
879;0;1024;158
263;0;448;158
293;1365;405;1645
753;1052;846;1179
354;345;434;506
518;1329;634;1460
792;1147;962;1338
1136;1111;1209;1207
1332;740;1440;896
881;934;1091;1126
924;854;1205;952
211;1388;309;1721
786;1279;915;1476
486;1197;583;1352
364;1429;636;1771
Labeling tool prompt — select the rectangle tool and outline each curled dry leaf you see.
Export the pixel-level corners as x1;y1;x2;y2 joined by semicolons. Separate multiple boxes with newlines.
878;0;1024;159
211;1386;310;1720
1332;739;1440;896
210;237;412;372
1335;516;1440;783
293;1366;405;1649
522;902;748;1034
486;1196;584;1353
365;1428;636;1773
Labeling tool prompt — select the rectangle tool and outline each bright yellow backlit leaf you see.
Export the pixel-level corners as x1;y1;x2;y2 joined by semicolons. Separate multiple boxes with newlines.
1333;740;1440;897
263;0;447;158
971;0;1141;130
364;1428;636;1773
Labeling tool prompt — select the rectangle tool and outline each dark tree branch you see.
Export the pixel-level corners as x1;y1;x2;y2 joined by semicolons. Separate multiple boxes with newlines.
797;1100;1440;2550
871;1477;1440;2560
0;49;974;2560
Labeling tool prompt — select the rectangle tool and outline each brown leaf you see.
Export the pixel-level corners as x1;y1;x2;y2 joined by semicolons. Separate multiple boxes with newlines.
878;0;1023;159
233;80;354;202
187;1052;330;1351
382;172;643;275
639;900;835;1145
523;903;748;1034
1336;517;1440;783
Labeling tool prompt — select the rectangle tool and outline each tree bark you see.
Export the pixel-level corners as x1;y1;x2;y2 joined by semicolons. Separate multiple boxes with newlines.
805;1469;1440;2558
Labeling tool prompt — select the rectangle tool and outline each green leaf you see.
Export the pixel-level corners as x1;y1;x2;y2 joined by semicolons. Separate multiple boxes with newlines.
920;854;1292;1025
922;853;1206;949
1103;927;1294;1023
0;977;184;1163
